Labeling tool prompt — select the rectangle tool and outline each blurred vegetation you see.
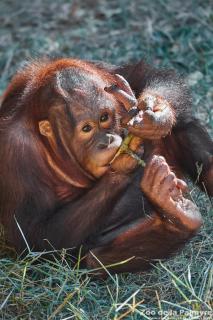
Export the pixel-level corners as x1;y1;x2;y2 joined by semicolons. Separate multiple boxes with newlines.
0;0;212;319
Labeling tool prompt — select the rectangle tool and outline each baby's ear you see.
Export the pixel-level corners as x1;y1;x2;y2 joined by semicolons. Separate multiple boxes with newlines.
38;120;53;137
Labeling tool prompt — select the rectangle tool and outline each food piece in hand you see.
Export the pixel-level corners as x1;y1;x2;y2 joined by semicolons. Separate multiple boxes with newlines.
105;76;145;172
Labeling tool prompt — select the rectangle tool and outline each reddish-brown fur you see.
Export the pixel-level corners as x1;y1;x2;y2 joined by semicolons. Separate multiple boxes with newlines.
0;58;212;275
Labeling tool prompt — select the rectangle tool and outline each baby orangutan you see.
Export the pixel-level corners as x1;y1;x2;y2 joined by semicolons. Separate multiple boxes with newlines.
0;58;212;275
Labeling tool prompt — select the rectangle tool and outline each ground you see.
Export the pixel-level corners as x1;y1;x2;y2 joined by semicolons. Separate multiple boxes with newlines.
0;0;212;319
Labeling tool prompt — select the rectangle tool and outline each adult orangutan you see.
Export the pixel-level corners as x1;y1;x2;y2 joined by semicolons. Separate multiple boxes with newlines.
0;58;212;274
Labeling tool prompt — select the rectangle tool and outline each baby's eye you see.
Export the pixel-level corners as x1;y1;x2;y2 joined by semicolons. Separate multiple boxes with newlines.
100;113;109;123
82;124;92;133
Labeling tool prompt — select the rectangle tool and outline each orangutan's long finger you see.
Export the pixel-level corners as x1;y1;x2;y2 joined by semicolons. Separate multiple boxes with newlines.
114;74;135;97
176;179;189;192
105;86;138;111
